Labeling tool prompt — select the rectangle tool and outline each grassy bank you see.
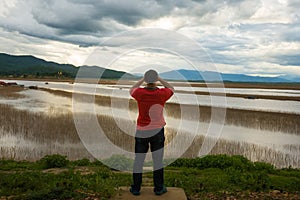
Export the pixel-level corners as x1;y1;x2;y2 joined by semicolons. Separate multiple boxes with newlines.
0;154;299;200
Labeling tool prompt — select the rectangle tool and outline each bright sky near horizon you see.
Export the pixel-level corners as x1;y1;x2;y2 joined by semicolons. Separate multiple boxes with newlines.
0;0;299;77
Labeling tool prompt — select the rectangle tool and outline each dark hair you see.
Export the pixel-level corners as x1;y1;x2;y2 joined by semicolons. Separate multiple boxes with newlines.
144;70;158;83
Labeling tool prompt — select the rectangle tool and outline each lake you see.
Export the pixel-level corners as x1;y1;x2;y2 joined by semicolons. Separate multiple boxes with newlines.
0;79;299;168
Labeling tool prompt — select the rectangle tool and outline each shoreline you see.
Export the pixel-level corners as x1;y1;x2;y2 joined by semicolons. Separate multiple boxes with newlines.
1;78;300;102
1;77;300;90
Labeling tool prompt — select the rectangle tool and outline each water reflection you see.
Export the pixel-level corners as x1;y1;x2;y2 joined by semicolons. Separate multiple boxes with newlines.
1;79;300;114
0;80;299;167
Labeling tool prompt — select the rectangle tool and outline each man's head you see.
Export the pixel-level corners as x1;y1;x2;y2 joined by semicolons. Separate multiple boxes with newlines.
144;70;158;84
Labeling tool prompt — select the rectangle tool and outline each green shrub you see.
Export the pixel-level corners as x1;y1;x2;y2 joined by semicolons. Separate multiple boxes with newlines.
254;161;275;173
0;171;48;196
40;154;69;169
15;187;85;200
165;168;230;195
0;160;39;171
91;159;106;167
275;168;300;178
230;155;254;171
198;155;234;169
227;168;270;191
170;154;254;171
269;175;300;192
71;158;91;166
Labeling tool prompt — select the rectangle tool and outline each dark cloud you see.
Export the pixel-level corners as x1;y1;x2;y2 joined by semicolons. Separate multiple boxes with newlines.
0;0;264;47
0;0;182;47
207;53;245;65
282;30;300;42
31;0;178;35
231;21;300;44
272;54;300;66
0;0;299;76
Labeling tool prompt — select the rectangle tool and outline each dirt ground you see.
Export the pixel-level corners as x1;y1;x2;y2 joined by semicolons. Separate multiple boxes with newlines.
111;187;187;200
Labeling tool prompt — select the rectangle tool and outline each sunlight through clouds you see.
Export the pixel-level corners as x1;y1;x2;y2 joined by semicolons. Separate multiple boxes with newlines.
0;0;299;79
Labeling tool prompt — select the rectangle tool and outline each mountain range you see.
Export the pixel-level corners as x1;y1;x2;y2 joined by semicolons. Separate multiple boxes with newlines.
160;69;299;82
0;53;299;82
0;53;134;79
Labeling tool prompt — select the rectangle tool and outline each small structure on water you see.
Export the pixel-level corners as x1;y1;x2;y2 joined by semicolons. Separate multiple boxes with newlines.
6;82;18;86
0;81;19;86
28;85;38;90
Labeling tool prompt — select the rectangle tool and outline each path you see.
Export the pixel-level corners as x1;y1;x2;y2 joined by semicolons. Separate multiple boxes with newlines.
111;187;187;200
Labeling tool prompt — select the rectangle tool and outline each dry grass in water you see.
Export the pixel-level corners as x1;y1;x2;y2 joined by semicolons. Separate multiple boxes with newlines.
39;88;300;134
0;104;176;161
0;104;80;143
0;86;26;99
8;77;300;89
0;104;299;168
169;130;300;168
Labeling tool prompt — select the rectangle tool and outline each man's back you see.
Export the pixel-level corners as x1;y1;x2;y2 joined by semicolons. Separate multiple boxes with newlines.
131;87;173;130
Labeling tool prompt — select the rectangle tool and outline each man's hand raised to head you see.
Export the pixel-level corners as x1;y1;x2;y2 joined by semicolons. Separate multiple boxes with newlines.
158;76;175;92
130;77;145;95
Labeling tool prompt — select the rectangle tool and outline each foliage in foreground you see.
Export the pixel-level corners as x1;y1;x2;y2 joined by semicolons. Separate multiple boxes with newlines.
166;155;300;197
0;154;299;199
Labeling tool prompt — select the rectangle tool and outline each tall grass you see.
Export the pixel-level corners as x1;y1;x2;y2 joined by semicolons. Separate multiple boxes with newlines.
0;86;25;99
41;88;300;134
0;104;299;168
0;104;79;143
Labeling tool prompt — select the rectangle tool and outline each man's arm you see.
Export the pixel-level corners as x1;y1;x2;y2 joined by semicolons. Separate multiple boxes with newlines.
158;76;175;92
129;78;144;95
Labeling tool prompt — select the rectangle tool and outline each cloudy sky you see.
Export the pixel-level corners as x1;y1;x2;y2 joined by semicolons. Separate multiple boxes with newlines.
0;0;299;77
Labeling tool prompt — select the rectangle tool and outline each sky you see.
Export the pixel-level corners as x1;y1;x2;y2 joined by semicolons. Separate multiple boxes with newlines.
0;0;299;77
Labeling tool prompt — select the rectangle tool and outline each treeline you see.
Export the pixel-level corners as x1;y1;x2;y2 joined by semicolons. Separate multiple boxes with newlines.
0;53;134;79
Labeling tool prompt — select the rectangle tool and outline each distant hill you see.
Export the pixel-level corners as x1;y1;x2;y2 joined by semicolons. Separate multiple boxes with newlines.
1;53;298;82
160;69;298;82
0;53;135;79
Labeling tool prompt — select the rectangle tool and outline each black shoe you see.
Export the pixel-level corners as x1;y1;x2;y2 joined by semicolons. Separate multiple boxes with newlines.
154;186;167;195
130;187;141;196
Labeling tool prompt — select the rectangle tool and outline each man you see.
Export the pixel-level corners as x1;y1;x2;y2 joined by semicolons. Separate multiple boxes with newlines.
129;69;174;196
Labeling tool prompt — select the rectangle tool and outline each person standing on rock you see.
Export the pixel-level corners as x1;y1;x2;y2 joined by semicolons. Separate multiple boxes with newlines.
129;69;174;196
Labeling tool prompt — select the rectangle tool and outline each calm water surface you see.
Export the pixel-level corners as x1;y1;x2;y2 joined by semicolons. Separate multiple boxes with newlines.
1;79;299;167
2;80;300;114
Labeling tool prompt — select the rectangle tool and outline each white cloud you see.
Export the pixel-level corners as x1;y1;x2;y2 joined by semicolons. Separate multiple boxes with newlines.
0;28;95;66
0;0;299;77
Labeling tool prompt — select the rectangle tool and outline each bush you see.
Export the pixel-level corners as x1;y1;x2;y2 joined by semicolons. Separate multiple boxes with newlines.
269;176;300;192
0;171;49;196
0;160;39;171
169;154;254;171
254;161;275;173
91;159;107;167
227;168;270;191
165;168;230;195
40;154;69;169
71;158;91;166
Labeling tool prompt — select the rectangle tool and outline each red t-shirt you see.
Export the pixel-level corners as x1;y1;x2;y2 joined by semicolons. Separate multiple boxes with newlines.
131;87;173;130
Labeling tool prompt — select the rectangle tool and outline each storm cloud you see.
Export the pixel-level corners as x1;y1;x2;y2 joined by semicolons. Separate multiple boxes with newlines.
0;0;299;77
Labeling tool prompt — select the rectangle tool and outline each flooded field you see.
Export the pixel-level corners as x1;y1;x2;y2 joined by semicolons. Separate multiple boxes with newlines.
0;80;299;168
4;80;300;113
